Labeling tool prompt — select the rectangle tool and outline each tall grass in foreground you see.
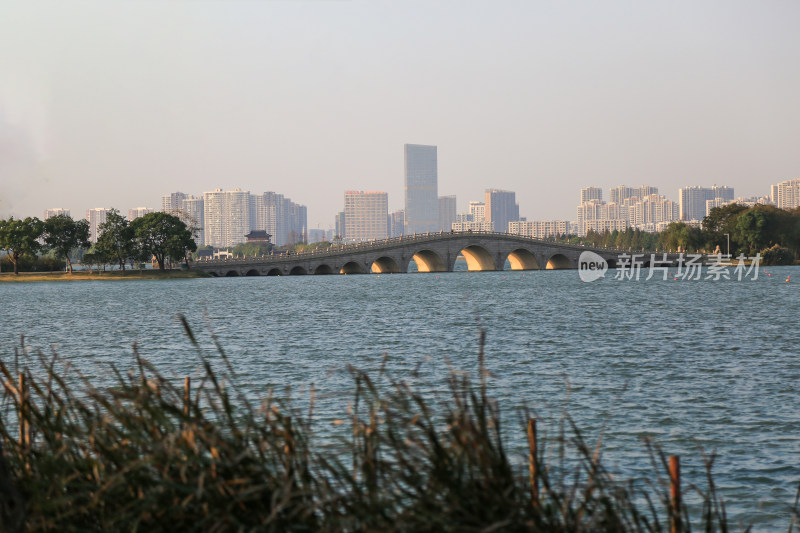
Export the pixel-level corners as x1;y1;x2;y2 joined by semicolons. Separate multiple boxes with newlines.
0;320;796;532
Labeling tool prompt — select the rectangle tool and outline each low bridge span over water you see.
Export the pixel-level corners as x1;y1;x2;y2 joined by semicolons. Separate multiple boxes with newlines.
194;232;634;277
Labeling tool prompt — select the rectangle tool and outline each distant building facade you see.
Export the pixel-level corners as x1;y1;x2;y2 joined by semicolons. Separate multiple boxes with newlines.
469;201;486;222
771;178;800;209
389;209;405;238
580;187;603;204
485;189;519;233
308;229;327;243
451;220;494;232
609;185;658;204
344;190;388;242
509;220;569;239
679;186;734;221
182;197;205;247
404;144;438;233
335;211;346;241
203;188;251;249
127;207;153;220
438;195;456;232
86;208;110;243
44;208;70;220
250;192;306;247
162;192;188;214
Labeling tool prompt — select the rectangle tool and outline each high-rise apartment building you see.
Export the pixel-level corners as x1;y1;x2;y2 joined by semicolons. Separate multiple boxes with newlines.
344;191;388;242
631;195;679;228
182;197;205;246
389;210;405;238
248;192;306;247
128;207;153;220
580;187;603;204
438;195;456;232
468;201;486;222
86;208;110;243
771;178;800;209
162;192;188;214
290;203;308;244
679;186;734;221
404;144;438;233
485;189;519;233
44;208;70;220
610;185;659;204
202;188;251;249
335;211;346;241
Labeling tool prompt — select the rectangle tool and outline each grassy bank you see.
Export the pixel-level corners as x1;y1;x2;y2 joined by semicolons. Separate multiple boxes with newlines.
0;321;795;532
0;269;211;282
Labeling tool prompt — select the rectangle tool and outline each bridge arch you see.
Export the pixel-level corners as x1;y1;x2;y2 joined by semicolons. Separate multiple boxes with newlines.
314;264;333;275
245;269;260;276
410;249;447;273
606;257;617;269
458;245;495;271
289;266;307;275
371;256;400;274
266;268;282;276
506;248;540;270
225;270;239;277
340;261;365;274
546;253;572;270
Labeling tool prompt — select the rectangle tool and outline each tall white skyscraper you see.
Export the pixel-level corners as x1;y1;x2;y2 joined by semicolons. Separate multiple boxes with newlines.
404;144;438;233
438;195;456;232
202;188;251;249
86;208;110;243
485;189;519;233
344;191;388;242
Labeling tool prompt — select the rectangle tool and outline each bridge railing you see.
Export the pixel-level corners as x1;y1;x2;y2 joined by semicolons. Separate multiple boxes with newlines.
195;230;661;265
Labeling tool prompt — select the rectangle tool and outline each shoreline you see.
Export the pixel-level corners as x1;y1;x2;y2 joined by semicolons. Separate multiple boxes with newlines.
0;269;212;282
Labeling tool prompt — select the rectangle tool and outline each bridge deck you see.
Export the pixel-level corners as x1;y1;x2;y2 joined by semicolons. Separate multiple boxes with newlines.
193;231;695;276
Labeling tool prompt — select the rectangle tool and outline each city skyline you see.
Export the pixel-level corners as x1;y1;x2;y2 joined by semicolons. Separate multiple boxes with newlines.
1;2;798;228
32;176;793;241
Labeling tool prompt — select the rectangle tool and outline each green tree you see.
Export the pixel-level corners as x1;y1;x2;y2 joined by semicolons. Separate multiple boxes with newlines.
0;217;45;275
96;209;137;270
130;212;197;271
43;214;91;274
230;242;273;258
760;244;794;266
733;208;773;254
702;203;748;254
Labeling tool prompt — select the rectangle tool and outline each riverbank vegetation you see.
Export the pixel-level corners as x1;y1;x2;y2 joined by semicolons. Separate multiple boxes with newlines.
0;323;789;532
0;211;196;275
563;204;800;264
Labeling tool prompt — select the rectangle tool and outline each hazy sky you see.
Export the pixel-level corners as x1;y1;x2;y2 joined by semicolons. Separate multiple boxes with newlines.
1;1;798;229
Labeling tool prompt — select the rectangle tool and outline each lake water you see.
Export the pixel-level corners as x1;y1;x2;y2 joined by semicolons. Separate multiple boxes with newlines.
2;266;799;529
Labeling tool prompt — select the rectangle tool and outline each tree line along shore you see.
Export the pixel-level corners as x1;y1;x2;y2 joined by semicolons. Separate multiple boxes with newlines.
1;203;799;277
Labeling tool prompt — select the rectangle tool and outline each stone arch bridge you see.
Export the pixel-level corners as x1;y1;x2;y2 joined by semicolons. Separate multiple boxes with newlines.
194;231;630;277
